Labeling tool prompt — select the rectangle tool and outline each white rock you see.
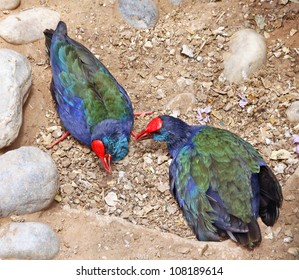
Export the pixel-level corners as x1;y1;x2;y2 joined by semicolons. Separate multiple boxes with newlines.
144;41;153;48
0;7;60;44
0;0;20;10
157;155;169;165
165;92;196;114
181;44;194;58
0;49;32;149
157;182;169;193
166;204;178;215
264;227;273;240
0;146;59;217
118;0;158;29
223;29;266;83
176;77;194;88
0;222;59;259
285;194;295;201
273;162;287;174
270;149;291;160
156;88;166;99
177;247;190;254
105;192;118;207
287;247;299;257
286;101;299;123
283;236;293;243
170;0;185;4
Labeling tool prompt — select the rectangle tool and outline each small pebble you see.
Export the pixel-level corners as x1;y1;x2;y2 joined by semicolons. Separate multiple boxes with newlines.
285;195;295;201
283;236;293;243
165;93;196;114
264;227;273;240
105;192;118;207
157;155;169;165
181;44;194;58
286;101;299;123
177;247;190;254
270;149;291;160
61;158;72;168
287;247;299;257
273;163;287;174
144;41;153;48
157;182;169;193
166;204;178;215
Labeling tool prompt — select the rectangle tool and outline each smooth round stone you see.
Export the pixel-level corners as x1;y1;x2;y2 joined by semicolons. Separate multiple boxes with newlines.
0;0;20;10
118;0;158;29
165;92;196;114
0;48;32;149
222;29;266;83
0;7;60;44
0;146;59;217
0;222;60;260
286;101;299;123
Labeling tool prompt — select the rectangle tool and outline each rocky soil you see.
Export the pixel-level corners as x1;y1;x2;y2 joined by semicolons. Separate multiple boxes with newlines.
0;0;298;259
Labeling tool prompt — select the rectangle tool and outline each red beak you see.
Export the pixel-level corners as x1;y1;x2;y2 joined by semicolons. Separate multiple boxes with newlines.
100;154;112;174
135;117;163;141
135;129;152;141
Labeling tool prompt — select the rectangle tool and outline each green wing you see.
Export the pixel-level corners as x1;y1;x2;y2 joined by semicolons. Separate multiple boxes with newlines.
52;41;132;130
170;126;264;240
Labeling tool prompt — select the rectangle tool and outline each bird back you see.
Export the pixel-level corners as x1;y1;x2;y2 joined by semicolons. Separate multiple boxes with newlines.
44;21;133;145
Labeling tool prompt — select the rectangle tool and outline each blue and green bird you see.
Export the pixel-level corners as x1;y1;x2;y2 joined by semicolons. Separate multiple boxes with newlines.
136;115;283;248
44;21;134;173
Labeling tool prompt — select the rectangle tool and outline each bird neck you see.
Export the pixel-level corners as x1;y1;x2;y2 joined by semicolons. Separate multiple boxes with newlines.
165;123;193;158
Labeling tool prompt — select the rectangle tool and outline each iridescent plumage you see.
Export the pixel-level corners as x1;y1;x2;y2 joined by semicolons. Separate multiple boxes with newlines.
136;115;283;248
44;21;133;172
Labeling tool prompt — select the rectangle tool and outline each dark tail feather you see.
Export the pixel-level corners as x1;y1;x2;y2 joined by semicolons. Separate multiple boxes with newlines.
43;21;68;56
43;28;54;56
258;166;283;226
230;217;261;249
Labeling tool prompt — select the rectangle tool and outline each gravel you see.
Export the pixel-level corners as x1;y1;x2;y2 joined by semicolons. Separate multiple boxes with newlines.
34;0;298;250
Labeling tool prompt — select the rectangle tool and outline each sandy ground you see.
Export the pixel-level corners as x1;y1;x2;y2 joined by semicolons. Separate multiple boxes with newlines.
0;0;298;259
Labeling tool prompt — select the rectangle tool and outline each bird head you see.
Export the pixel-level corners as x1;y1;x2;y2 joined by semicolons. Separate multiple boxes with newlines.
91;140;112;173
135;115;191;156
91;119;131;173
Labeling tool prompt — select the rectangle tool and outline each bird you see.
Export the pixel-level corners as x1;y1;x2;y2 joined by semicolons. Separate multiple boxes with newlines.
135;115;283;248
44;21;134;173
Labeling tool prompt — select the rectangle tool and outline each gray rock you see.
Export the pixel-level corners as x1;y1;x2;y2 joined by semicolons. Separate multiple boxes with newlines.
0;0;20;10
0;7;60;44
0;146;59;217
118;0;158;29
222;29;266;83
170;0;184;4
286;101;299;123
0;222;60;259
0;49;32;149
165;92;196;114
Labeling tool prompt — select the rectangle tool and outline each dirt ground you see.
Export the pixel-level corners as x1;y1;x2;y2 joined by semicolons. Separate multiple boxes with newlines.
0;0;298;259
